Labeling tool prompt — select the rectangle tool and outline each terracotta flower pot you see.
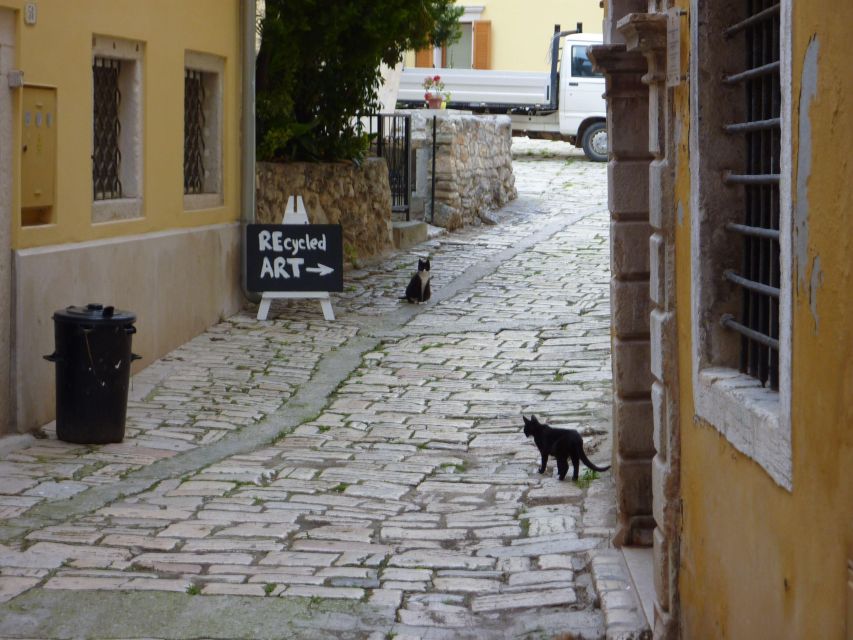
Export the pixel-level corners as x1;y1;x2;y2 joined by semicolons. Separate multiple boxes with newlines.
426;96;443;109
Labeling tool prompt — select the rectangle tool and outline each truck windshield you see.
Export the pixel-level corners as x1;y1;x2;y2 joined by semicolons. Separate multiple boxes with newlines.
571;46;603;78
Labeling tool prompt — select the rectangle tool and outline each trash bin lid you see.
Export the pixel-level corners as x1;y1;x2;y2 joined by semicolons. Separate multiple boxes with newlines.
53;303;136;325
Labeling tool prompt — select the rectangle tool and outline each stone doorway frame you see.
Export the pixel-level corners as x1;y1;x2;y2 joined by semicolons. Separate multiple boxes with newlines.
589;0;682;637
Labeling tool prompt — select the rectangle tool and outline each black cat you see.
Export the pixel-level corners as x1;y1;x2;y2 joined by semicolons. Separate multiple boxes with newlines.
522;414;611;481
402;258;431;303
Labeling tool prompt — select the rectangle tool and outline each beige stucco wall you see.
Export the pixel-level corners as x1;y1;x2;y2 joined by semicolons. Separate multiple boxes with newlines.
0;0;243;251
404;0;604;72
0;1;247;435
14;223;242;433
0;8;14;437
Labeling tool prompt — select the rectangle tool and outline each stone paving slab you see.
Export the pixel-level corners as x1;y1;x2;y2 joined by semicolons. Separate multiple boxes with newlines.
0;140;614;639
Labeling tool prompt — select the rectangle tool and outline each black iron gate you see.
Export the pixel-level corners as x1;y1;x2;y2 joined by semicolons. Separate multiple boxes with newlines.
366;114;412;220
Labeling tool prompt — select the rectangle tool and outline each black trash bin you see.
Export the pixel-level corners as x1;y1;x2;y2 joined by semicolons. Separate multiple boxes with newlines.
44;303;141;444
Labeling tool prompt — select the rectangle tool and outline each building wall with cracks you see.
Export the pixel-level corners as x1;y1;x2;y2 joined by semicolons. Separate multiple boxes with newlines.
596;0;852;637
677;0;853;637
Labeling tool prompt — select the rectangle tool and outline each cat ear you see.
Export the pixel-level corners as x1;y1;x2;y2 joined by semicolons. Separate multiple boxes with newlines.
522;415;530;425
530;414;538;423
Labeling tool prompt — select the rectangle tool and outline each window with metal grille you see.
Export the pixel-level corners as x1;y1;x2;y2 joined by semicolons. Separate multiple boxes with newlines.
720;1;781;390
184;69;206;195
93;57;123;200
183;53;223;209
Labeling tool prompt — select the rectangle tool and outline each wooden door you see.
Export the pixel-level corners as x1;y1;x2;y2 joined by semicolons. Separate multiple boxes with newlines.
415;47;433;68
472;21;491;69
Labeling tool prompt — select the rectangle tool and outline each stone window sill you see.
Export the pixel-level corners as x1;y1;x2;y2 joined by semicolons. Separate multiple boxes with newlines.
184;193;223;212
92;198;143;224
695;366;792;491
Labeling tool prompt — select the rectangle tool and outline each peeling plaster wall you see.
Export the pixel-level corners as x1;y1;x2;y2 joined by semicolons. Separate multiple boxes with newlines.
677;1;853;638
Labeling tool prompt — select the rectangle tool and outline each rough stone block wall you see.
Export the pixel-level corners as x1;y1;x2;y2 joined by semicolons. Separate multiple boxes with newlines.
256;158;394;264
405;111;517;229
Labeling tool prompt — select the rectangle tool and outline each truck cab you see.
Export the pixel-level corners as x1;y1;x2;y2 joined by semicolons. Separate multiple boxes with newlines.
560;34;607;161
395;28;608;161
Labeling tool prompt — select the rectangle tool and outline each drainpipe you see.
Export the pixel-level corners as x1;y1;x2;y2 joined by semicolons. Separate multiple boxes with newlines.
240;0;260;303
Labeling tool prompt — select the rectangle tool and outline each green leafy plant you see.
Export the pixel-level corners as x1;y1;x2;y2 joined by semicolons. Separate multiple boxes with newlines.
429;1;465;50
186;583;202;596
256;0;463;161
577;469;600;489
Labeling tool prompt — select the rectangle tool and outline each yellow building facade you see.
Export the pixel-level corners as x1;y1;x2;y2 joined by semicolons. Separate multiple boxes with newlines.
405;0;604;72
676;0;853;636
0;1;248;434
595;0;852;636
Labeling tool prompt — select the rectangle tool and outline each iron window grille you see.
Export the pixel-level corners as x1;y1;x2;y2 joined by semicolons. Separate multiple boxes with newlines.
184;69;206;195
721;1;781;390
92;57;123;200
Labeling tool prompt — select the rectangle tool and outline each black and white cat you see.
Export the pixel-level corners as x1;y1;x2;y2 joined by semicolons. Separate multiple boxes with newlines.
401;258;431;303
522;414;610;481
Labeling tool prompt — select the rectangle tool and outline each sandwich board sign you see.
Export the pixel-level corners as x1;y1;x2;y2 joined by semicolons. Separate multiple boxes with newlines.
248;196;343;321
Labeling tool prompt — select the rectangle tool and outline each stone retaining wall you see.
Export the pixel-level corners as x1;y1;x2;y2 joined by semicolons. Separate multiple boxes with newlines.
406;110;517;229
256;158;394;264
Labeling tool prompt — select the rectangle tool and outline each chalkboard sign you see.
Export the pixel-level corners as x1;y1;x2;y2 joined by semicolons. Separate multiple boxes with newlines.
246;224;343;293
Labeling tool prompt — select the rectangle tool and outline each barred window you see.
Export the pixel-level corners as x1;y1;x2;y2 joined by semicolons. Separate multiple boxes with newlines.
690;0;792;488
184;69;206;195
93;57;123;200
91;36;143;222
183;52;223;210
721;0;781;390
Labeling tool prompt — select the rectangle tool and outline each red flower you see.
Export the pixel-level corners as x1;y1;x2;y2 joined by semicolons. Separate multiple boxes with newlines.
433;75;441;82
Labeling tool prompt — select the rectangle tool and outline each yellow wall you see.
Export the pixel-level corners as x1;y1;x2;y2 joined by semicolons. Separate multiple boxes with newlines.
405;0;603;71
676;1;853;637
1;0;242;250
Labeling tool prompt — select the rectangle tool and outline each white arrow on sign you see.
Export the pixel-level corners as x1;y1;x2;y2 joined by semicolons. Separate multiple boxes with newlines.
306;264;334;277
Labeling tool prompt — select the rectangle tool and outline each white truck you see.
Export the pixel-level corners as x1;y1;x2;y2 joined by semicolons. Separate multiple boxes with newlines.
396;25;607;162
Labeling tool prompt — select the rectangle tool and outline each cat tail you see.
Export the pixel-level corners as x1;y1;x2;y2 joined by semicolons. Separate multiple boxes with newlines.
579;450;611;473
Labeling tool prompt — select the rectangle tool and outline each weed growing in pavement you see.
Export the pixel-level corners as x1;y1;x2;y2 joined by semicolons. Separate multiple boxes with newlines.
331;483;349;493
263;582;276;596
519;518;531;537
186;583;202;596
576;469;600;489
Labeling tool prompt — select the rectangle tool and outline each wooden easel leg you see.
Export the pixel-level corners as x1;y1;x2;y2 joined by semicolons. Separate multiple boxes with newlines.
257;296;272;321
319;294;335;321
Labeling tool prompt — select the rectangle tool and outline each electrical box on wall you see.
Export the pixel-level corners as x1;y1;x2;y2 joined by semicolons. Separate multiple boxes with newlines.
21;85;56;225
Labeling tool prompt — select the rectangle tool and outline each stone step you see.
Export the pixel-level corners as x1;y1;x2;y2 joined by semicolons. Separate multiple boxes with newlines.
589;548;652;640
392;221;428;250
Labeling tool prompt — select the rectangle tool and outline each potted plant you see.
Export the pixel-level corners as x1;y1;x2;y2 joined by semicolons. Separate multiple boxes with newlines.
423;75;447;109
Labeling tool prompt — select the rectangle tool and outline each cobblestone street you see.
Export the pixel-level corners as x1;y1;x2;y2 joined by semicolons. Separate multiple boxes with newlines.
0;141;615;639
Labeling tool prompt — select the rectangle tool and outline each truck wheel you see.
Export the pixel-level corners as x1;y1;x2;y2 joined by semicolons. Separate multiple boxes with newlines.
581;122;608;162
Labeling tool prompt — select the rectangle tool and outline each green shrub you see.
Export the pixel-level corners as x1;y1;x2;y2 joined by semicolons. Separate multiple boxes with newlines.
257;0;462;162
